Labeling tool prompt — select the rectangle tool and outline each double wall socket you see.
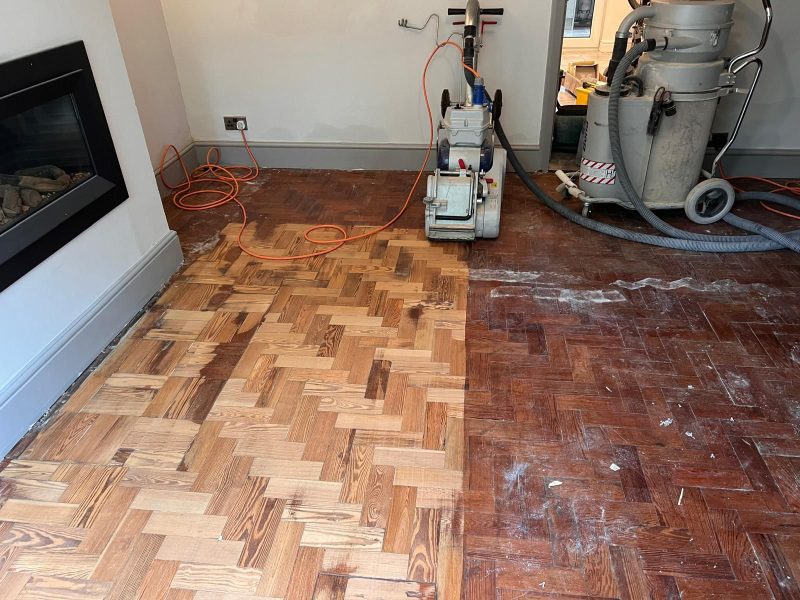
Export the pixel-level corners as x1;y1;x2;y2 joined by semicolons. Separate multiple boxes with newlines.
223;116;248;131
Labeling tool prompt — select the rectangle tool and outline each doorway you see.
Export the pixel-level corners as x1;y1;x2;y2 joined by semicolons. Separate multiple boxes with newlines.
548;0;634;170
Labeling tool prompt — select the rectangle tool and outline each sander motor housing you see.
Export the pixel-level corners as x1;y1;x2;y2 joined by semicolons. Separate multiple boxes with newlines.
424;97;507;241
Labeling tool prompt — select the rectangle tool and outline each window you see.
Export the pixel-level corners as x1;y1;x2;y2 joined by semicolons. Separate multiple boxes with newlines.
564;0;597;39
562;0;609;50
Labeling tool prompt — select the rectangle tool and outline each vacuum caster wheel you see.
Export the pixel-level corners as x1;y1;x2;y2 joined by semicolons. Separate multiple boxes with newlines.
684;179;735;225
582;202;591;217
441;89;451;118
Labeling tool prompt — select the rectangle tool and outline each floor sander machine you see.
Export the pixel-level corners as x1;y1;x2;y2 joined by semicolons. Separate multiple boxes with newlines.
423;0;506;241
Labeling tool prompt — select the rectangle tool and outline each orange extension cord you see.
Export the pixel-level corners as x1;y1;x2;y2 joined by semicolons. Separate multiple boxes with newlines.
719;164;800;221
160;40;481;260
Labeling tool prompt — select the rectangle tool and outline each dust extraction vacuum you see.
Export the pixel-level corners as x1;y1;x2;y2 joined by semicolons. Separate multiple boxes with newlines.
497;0;800;253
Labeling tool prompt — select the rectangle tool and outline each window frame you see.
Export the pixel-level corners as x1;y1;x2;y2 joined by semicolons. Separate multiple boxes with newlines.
562;0;609;49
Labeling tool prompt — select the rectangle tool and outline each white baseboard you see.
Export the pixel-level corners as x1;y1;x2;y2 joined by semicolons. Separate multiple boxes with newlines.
0;231;183;456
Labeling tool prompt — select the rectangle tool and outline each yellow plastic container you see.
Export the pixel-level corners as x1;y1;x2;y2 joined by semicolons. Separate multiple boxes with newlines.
575;87;591;105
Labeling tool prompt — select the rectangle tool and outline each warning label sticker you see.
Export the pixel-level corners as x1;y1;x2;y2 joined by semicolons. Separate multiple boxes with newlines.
580;159;616;185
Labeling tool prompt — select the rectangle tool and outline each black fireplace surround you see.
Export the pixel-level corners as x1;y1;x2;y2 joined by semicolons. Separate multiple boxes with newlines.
0;42;128;292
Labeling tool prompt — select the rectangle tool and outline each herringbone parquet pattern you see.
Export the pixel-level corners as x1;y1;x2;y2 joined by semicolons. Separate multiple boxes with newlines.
464;180;800;599
0;219;467;599
2;168;800;599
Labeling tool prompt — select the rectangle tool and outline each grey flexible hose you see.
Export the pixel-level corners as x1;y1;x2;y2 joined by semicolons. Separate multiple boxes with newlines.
724;213;800;252
727;191;800;252
738;191;800;212
609;42;744;242
607;41;800;251
495;120;797;253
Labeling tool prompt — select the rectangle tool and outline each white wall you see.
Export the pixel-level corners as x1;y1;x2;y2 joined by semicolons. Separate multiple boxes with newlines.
599;0;629;51
0;1;173;436
160;0;552;149
109;0;192;169
714;0;800;152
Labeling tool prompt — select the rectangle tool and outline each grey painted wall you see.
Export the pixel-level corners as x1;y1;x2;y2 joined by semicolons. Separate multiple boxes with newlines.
713;0;800;158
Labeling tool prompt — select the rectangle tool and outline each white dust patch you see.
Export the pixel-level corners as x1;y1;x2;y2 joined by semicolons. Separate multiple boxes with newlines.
503;463;529;490
186;233;220;256
785;403;800;425
659;418;674;428
790;345;800;366
612;277;778;295
489;286;626;305
724;373;751;389
470;269;584;286
719;370;753;404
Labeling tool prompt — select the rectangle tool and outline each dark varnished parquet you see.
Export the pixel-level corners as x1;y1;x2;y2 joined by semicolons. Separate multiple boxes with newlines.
1;168;799;599
464;176;800;599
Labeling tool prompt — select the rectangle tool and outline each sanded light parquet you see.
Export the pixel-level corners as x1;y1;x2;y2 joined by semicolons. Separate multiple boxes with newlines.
0;222;468;599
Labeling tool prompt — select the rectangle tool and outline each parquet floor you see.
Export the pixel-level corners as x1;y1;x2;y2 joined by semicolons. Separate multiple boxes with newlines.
464;179;800;599
0;213;468;598
2;168;800;599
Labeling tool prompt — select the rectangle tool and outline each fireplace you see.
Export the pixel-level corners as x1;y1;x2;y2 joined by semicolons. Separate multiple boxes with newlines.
0;42;128;292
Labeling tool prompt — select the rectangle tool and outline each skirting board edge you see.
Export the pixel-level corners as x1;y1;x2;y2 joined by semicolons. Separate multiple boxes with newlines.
0;230;183;456
707;148;800;180
155;143;199;197
153;142;800;187
191;140;547;172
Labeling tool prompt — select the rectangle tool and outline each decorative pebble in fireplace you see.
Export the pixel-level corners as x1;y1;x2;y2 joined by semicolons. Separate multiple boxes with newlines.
0;42;127;291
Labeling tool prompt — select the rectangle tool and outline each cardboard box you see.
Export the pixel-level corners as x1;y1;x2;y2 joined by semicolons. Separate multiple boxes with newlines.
569;61;599;83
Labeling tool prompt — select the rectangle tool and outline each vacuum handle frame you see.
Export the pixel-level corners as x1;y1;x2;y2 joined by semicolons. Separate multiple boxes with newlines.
728;0;772;73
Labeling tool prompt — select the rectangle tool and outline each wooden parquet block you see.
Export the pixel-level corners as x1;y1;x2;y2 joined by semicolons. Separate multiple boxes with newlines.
463;173;800;600
0;224;466;599
6;169;798;598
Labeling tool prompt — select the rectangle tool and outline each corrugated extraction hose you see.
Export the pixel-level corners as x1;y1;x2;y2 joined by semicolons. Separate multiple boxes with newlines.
607;41;800;252
495;120;800;253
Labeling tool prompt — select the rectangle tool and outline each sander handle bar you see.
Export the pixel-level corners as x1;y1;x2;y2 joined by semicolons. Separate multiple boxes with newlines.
448;8;504;15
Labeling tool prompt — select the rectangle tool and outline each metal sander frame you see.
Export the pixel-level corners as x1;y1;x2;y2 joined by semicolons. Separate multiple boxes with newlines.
423;0;507;241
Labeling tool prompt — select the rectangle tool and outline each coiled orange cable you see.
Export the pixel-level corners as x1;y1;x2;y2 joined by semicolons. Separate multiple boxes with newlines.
718;164;800;221
160;40;480;260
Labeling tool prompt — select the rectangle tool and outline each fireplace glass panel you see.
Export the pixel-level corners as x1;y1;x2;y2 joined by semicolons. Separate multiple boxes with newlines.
0;94;94;232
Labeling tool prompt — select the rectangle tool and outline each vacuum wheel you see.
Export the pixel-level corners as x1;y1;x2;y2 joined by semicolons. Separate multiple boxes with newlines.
441;89;450;118
492;89;503;121
684;179;735;225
